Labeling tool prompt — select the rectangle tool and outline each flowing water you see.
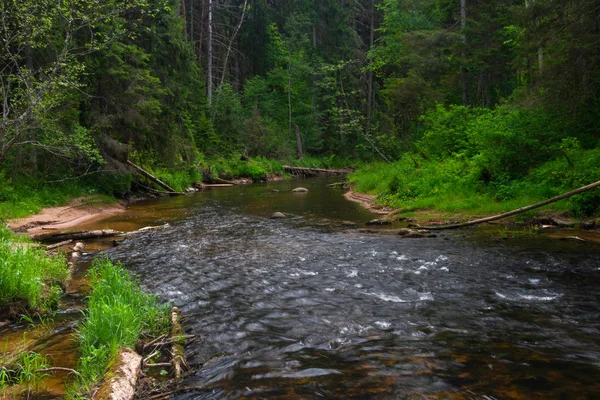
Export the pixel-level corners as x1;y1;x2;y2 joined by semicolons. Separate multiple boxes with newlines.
91;179;600;399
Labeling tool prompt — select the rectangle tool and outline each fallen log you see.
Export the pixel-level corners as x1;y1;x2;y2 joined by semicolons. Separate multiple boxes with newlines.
46;239;73;250
170;307;186;382
126;160;182;195
94;347;142;400
210;177;237;185
424;179;600;230
283;165;353;177
203;183;235;188
33;229;124;242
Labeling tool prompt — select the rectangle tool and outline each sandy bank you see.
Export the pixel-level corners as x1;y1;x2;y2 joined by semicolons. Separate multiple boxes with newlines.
7;197;126;237
343;190;391;215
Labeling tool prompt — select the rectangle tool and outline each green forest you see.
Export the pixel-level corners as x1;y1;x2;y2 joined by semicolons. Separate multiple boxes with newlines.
1;0;600;218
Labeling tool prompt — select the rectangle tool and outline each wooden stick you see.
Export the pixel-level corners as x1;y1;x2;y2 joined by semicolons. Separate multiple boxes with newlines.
424;179;600;230
46;239;73;250
35;367;82;376
145;363;172;368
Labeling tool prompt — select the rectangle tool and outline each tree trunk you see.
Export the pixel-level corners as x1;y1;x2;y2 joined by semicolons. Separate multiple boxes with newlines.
216;0;248;93
126;160;179;193
366;0;375;135
181;0;188;40
207;0;213;104
460;0;468;105
294;124;303;160
198;0;205;67
189;0;194;43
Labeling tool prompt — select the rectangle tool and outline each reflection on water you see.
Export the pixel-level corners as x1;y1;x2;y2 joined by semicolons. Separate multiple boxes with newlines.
97;179;600;399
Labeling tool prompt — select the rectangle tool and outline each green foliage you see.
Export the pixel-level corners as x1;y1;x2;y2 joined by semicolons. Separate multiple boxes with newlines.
74;257;170;391
0;226;68;312
351;104;600;219
0;348;50;394
198;155;284;182
418;104;564;181
0;176;117;221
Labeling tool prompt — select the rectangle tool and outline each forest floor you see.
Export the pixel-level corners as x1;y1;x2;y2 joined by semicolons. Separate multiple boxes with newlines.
7;197;126;236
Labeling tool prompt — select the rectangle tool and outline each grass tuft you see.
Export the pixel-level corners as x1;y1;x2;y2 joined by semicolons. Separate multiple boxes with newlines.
73;257;170;394
0;226;68;313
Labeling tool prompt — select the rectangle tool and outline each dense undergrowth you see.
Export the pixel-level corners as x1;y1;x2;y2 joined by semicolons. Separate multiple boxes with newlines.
0;226;68;314
350;105;600;219
70;257;170;397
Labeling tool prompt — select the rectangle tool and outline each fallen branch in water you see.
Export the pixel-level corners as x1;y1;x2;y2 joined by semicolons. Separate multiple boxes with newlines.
170;307;187;382
35;367;81;377
423;179;600;230
46;239;73;250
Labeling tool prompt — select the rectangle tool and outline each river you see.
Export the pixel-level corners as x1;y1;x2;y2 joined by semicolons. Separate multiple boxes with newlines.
84;178;600;399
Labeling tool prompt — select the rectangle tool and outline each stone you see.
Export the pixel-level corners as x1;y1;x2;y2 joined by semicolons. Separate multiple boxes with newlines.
271;212;286;219
365;219;392;226
292;187;309;192
396;228;430;238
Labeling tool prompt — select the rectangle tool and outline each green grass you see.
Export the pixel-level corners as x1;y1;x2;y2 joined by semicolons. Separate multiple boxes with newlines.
0;347;50;395
0;226;68;312
73;257;170;394
348;150;592;219
0;173;118;221
197;154;285;182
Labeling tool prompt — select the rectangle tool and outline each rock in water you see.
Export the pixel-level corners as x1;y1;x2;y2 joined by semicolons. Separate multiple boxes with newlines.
365;219;392;226
292;187;309;192
271;212;286;219
397;228;430;238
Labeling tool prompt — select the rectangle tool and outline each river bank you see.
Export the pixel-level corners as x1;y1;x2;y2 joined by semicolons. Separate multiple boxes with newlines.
7;197;126;237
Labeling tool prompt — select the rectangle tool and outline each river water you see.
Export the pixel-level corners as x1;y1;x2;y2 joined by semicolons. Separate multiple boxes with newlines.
91;179;600;399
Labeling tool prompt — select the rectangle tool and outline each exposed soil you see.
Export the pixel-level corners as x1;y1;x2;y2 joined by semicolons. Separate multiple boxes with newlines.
7;197;126;237
343;190;390;215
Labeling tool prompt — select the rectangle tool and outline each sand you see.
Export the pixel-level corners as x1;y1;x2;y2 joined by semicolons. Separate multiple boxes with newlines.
7;198;126;237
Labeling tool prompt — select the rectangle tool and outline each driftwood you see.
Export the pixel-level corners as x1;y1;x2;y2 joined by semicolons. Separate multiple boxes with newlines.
424;179;600;230
33;229;123;242
126;160;182;195
211;177;237;185
35;367;81;377
46;239;73;250
204;183;235;188
283;165;353;178
94;348;142;400
170;307;186;382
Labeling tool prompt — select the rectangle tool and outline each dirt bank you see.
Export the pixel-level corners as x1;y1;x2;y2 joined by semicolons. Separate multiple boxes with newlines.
343;191;390;215
7;197;126;237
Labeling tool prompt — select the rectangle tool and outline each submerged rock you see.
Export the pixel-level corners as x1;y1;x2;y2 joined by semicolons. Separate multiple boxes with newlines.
271;212;286;219
292;187;309;193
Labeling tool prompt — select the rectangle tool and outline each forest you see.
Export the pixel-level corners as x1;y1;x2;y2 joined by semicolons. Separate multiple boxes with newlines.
1;0;600;218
